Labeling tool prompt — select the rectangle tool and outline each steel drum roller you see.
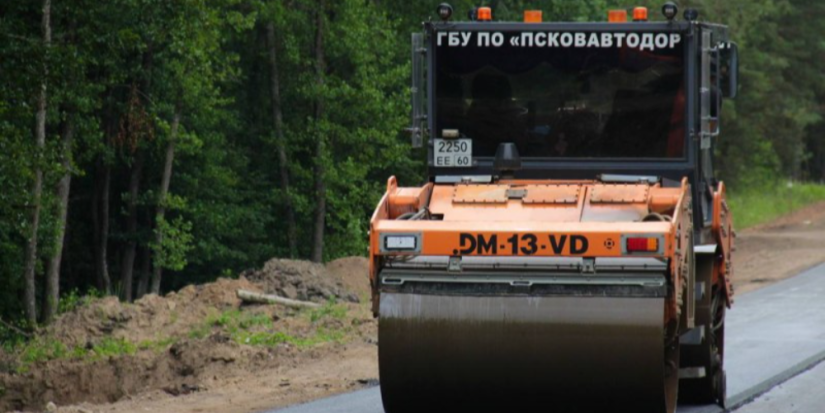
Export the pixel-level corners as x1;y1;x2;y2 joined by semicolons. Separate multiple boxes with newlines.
379;288;678;413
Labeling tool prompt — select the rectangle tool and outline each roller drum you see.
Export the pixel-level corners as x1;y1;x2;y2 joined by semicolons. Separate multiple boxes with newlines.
379;285;678;413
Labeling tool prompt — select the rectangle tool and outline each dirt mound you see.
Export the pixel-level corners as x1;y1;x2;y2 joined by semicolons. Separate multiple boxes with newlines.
325;257;370;298
0;258;372;412
242;259;359;303
0;336;270;411
48;277;259;348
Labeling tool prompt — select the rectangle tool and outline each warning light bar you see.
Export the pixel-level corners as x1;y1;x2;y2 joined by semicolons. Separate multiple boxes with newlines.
477;6;492;21
626;237;659;253
608;9;627;23
633;6;649;22
524;10;542;23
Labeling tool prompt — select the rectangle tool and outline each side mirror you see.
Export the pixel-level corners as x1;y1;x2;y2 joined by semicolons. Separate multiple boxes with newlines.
407;33;427;148
719;42;739;99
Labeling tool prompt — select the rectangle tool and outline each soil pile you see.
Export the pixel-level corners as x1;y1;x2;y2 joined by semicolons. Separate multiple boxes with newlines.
325;257;370;299
49;277;259;349
242;259;360;303
0;257;373;413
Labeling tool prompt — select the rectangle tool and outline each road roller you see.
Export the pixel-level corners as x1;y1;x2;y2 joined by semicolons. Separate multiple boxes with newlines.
369;4;738;412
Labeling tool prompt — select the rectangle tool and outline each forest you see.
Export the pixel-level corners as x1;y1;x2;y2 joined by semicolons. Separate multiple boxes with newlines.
1;0;823;329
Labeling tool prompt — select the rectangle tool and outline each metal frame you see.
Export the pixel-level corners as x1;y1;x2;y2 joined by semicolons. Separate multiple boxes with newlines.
380;268;666;288
385;255;668;272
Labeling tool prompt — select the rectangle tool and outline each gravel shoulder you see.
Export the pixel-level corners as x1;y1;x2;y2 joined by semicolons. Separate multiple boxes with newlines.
732;200;825;294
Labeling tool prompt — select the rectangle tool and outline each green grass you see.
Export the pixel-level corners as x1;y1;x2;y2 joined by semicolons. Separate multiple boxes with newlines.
205;309;274;331
13;335;170;373
188;324;211;339
307;299;348;323
728;182;825;229
88;337;137;359
18;338;69;369
234;328;346;348
190;304;350;350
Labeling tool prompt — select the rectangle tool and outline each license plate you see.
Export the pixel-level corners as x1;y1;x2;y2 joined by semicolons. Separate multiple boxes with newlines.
434;138;472;168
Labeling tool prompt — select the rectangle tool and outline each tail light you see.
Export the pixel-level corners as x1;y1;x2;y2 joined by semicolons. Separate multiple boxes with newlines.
625;236;661;253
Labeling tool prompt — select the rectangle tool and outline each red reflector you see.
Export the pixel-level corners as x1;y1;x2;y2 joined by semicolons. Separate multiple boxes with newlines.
627;237;658;252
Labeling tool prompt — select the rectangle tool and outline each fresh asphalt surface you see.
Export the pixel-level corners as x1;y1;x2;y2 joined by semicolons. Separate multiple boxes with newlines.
266;264;825;413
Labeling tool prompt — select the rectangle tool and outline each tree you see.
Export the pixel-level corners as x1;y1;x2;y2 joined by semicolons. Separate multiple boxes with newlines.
42;113;72;323
310;0;328;263
151;107;180;294
148;0;253;293
265;19;298;258
119;55;155;302
21;0;52;326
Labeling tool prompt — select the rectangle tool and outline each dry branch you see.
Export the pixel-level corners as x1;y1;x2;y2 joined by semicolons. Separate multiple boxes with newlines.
236;289;320;309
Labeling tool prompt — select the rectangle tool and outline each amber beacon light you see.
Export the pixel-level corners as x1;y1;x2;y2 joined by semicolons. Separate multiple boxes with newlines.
477;6;492;21
608;9;628;23
524;10;542;23
633;6;649;21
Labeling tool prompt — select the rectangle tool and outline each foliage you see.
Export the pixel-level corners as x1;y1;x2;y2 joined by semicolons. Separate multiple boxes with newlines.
1;0;824;325
151;215;194;271
58;288;103;315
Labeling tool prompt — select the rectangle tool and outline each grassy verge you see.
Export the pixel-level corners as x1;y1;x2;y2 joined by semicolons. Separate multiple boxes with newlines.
7;300;351;374
13;336;148;373
189;299;350;349
728;182;825;229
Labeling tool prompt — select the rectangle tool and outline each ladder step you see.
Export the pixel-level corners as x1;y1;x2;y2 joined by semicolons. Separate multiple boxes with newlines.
679;366;707;379
695;281;705;301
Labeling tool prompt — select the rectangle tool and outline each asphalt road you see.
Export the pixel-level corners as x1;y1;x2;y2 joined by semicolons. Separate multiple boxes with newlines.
732;360;825;413
266;264;825;413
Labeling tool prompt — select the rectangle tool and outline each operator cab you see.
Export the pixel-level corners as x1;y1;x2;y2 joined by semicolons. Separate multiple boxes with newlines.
408;4;738;237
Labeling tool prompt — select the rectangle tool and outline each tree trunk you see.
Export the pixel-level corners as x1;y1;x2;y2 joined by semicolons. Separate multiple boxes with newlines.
121;46;153;302
22;0;52;326
266;22;298;258
236;289;319;309
91;162;102;289
96;162;112;294
310;0;327;263
119;151;144;301
42;115;73;323
151;108;180;294
136;246;151;298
